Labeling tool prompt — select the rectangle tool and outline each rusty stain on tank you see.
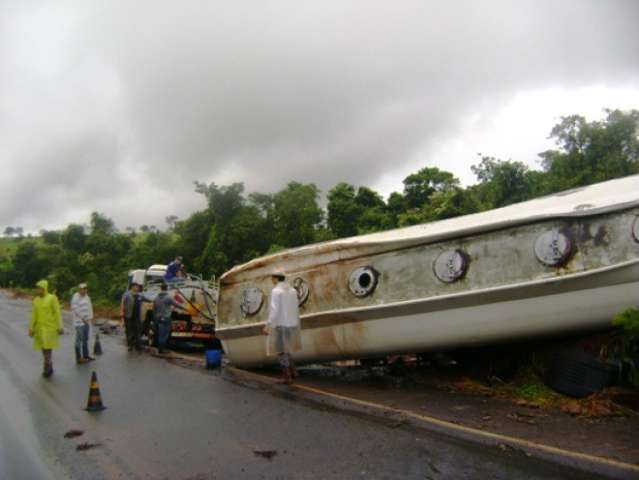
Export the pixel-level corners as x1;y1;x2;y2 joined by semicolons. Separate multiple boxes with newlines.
341;322;366;352
314;327;340;352
593;225;609;247
576;223;593;243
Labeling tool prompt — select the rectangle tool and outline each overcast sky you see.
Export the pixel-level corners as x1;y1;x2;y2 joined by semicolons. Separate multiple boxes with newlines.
1;1;638;232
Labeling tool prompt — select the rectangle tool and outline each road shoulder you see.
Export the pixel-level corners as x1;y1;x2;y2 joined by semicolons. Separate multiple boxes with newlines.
220;366;639;480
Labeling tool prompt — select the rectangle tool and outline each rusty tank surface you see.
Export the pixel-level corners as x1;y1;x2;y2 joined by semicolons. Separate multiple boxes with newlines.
216;175;639;367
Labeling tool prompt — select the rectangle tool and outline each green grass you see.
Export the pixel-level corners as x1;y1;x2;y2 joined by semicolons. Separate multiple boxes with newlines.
0;236;44;257
0;237;18;257
516;381;556;402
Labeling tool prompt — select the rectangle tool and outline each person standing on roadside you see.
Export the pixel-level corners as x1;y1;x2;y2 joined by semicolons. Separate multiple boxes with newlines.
71;282;94;364
152;283;185;354
29;280;64;378
121;283;144;351
262;272;301;385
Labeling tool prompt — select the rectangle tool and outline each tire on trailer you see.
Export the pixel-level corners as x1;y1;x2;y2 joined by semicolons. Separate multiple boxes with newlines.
545;349;616;398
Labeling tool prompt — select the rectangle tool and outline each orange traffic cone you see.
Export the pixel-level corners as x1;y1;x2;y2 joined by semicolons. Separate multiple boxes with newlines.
85;371;107;412
93;333;103;355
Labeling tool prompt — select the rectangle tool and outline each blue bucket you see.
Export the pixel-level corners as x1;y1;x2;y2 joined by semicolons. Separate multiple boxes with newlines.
205;349;223;369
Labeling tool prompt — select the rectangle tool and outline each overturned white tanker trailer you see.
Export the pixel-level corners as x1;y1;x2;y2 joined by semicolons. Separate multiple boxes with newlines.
216;175;639;367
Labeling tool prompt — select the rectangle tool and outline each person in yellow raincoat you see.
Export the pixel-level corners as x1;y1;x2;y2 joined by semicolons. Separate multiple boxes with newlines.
29;280;64;377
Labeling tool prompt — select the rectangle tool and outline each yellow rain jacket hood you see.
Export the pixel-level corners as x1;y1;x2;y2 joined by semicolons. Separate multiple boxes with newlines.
30;280;63;350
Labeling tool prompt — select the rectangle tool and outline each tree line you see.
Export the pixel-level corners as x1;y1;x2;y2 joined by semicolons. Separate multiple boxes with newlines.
1;109;637;304
3;227;24;237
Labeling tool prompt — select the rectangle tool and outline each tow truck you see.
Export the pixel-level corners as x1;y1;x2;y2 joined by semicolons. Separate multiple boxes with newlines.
127;265;219;348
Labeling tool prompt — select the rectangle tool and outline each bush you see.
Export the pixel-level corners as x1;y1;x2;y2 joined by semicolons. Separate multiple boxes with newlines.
609;307;639;387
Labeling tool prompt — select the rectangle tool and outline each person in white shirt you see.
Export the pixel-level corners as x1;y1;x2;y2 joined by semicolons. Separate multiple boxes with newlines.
70;282;94;364
262;272;301;385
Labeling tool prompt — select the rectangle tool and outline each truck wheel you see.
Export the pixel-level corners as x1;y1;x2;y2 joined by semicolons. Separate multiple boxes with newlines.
147;318;158;348
142;313;152;337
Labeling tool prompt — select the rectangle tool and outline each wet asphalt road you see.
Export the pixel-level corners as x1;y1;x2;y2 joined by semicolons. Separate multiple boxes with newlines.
0;291;603;480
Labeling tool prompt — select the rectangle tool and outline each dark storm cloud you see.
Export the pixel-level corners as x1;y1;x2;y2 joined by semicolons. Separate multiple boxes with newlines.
1;0;638;231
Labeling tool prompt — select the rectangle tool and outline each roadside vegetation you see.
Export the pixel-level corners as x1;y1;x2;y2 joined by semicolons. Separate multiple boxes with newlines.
1;109;637;308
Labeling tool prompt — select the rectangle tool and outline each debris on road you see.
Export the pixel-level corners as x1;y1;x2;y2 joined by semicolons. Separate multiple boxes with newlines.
559;394;619;418
98;320;121;335
497;443;532;459
253;449;277;460
389;419;408;428
76;442;101;451
150;348;174;359
515;400;541;409
507;412;538;425
497;443;517;454
64;429;84;439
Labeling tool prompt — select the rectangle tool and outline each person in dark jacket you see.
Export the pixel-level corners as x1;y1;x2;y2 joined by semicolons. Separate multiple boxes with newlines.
163;256;185;282
120;283;144;351
152;283;184;353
